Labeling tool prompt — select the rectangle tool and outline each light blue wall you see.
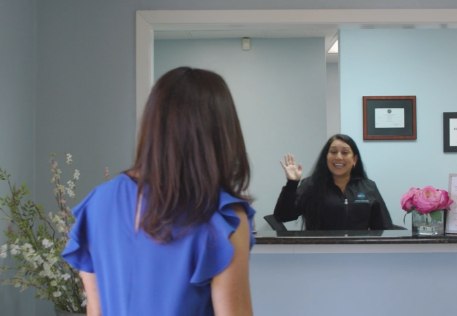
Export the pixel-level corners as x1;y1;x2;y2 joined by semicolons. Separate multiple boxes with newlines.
340;28;457;227
154;38;327;230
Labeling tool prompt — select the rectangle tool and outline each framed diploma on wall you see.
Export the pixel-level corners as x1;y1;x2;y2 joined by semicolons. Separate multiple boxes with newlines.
443;112;457;152
363;96;416;140
445;174;457;234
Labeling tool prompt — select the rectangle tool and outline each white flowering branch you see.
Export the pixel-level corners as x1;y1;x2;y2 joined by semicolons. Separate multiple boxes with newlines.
0;153;86;313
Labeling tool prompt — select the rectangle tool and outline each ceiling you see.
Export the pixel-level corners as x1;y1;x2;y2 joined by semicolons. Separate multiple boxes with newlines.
146;9;457;63
155;24;340;63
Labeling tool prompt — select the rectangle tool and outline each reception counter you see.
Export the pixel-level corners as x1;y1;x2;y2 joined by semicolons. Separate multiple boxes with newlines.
249;230;457;315
253;230;457;253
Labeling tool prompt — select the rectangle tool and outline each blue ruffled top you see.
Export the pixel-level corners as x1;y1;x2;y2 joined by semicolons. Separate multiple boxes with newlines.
62;173;255;316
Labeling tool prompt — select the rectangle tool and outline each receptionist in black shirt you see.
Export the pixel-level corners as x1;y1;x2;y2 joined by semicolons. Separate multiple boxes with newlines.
274;134;393;230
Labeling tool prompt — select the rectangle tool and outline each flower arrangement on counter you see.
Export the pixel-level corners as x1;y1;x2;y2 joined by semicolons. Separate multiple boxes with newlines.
0;153;98;313
401;185;454;214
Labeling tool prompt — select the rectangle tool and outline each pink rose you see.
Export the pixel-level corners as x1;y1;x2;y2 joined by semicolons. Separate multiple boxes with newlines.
401;186;454;214
437;189;453;209
413;186;446;214
400;187;418;211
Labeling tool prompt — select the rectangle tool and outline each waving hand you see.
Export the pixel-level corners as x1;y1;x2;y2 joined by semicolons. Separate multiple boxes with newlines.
280;153;303;181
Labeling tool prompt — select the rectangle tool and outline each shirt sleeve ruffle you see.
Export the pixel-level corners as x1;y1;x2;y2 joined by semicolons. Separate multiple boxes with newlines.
62;189;256;282
61;190;96;273
190;192;255;285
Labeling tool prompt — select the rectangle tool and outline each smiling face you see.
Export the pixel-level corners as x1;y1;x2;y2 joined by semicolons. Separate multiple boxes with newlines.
326;139;358;180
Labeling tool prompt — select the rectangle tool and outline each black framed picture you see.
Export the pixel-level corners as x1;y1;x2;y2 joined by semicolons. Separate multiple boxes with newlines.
443;112;457;152
363;96;416;140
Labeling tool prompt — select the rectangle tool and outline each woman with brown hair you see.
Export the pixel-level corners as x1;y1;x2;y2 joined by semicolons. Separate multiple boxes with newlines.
63;67;255;316
274;134;392;230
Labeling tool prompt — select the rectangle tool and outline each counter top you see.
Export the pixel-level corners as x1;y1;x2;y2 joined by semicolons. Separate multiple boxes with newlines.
255;230;457;244
252;230;457;253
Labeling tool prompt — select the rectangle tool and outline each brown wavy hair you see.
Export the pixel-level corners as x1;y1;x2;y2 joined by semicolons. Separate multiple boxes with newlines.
130;67;251;242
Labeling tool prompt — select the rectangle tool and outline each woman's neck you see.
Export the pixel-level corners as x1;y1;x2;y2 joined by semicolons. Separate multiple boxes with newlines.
125;169;139;182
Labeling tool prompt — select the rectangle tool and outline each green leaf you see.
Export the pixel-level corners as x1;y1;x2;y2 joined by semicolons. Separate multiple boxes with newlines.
430;210;444;222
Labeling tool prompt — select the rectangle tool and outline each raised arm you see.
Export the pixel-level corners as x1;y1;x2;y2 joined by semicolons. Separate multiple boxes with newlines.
274;154;303;222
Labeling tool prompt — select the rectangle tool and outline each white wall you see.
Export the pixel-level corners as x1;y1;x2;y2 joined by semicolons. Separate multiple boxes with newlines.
154;38;328;230
340;28;457;227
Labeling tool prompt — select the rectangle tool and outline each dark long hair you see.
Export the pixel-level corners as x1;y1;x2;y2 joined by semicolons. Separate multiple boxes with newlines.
302;134;367;229
130;67;251;242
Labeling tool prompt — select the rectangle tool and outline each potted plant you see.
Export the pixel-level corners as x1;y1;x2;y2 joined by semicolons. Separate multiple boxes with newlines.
0;154;89;315
401;185;454;236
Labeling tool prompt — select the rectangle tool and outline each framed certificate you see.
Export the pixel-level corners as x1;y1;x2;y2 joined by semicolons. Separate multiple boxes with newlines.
363;96;416;140
445;174;457;234
443;112;457;152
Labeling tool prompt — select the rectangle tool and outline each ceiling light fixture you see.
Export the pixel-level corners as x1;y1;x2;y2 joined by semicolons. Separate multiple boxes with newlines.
241;37;251;51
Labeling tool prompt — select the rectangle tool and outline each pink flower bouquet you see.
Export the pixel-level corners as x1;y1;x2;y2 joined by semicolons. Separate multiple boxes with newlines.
401;186;454;214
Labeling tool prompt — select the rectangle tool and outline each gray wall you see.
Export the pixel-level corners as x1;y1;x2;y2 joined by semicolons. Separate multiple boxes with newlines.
0;1;37;315
0;0;35;190
35;1;139;207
